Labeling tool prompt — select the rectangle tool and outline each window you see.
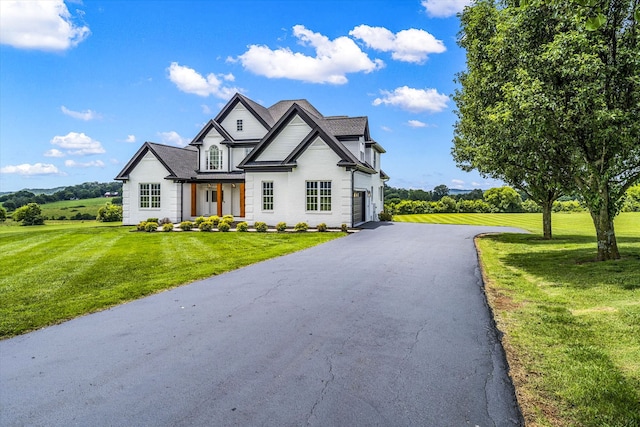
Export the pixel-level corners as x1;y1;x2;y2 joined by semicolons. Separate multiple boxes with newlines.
140;183;160;209
207;146;222;170
306;181;331;211
236;119;243;131
373;152;377;169
262;181;274;211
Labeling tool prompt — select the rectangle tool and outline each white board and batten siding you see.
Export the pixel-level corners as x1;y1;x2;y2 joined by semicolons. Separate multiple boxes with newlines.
221;104;269;141
258;115;311;161
248;136;351;228
122;152;181;225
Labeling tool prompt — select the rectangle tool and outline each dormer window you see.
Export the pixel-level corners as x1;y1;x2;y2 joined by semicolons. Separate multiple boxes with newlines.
236;119;243;131
207;146;222;170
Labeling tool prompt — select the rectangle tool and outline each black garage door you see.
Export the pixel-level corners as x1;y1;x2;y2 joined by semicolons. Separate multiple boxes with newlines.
352;191;365;225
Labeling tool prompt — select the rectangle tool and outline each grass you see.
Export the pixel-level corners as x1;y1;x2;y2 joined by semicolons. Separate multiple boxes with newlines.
396;212;640;426
0;223;343;339
38;197;114;219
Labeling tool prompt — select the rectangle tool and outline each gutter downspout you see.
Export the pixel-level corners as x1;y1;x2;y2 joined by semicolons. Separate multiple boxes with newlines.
351;168;355;228
180;182;184;222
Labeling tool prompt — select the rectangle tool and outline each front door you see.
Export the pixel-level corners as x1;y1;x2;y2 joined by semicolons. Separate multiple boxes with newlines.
204;189;218;216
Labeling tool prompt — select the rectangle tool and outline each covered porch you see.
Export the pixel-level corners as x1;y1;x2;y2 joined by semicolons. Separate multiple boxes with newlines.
188;180;246;220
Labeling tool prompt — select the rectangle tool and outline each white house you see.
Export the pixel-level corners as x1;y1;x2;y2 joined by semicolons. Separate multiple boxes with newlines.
115;94;388;227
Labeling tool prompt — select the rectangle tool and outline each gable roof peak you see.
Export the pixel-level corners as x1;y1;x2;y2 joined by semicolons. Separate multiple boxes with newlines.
215;93;275;129
268;99;324;122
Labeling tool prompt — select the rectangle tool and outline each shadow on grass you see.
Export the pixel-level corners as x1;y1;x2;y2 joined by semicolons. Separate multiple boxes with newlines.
482;233;640;291
481;232;640;425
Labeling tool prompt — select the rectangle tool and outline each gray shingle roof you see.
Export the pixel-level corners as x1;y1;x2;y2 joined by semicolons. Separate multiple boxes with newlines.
237;94;276;127
117;94;386;182
147;143;198;179
115;142;197;181
323;116;368;137
268;99;324;122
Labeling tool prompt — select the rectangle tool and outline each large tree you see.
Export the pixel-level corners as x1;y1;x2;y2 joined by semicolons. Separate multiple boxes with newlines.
453;0;568;239
453;0;640;258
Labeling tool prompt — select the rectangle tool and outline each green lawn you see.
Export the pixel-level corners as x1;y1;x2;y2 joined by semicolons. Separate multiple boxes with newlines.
38;197;116;219
396;212;640;427
0;223;343;338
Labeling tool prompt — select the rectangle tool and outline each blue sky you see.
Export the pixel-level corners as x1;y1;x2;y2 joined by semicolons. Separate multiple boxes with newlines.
0;0;502;193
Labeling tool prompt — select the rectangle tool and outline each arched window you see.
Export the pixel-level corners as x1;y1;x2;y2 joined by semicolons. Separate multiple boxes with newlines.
207;146;222;170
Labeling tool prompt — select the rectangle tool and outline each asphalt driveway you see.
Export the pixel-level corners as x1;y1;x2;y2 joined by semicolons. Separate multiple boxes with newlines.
1;223;524;426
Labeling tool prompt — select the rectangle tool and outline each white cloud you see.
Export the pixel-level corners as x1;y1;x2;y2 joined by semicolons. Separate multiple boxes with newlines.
350;25;445;63
61;106;101;121
44;148;65;157
65;159;105;168
373;86;449;113
0;163;62;176
381;126;393;132
125;135;136;143
452;179;465;185
167;62;240;98
158;131;189;147
201;104;212;115
408;120;427;128
0;0;90;51
51;132;106;155
234;25;384;84
421;0;472;18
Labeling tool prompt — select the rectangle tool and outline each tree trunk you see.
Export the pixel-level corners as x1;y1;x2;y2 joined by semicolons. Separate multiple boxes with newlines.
591;206;621;261
542;201;553;239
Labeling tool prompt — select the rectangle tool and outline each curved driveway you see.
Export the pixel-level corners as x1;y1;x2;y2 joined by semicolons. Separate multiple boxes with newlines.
1;223;523;426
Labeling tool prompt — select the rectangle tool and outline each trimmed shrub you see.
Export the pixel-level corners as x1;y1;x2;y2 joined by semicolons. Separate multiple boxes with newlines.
254;221;268;232
96;203;123;222
222;214;234;223
341;223;348;233
276;222;287;232
199;220;214;231
208;215;220;226
179;221;194;231
144;221;159;232
316;223;327;232
194;216;206;227
434;196;458;213
294;222;308;232
378;211;393;221
236;221;249;232
218;221;231;232
162;223;174;232
160;217;172;224
136;221;147;231
146;218;159;223
458;199;493;213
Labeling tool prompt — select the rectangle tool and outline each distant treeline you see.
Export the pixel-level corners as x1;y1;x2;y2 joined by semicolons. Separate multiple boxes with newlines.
385;184;485;203
383;184;640;214
0;182;122;211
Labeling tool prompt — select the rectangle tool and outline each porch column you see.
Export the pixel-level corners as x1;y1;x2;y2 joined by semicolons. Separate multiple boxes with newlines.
217;183;223;217
240;183;245;218
190;183;197;217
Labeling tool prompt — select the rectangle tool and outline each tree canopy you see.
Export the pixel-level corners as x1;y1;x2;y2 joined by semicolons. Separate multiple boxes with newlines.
453;0;640;259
